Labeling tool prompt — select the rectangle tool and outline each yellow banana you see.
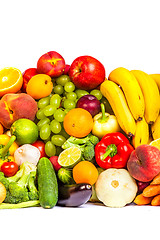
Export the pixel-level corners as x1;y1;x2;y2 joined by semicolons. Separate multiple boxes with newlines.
108;67;145;121
132;117;149;148
131;70;160;124
100;80;136;137
150;74;160;91
151;115;160;140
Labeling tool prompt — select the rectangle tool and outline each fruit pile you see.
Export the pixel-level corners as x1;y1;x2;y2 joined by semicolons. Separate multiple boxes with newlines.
0;50;160;209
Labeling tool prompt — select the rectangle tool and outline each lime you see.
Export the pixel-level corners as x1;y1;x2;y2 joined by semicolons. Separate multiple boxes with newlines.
58;146;81;168
10;118;38;145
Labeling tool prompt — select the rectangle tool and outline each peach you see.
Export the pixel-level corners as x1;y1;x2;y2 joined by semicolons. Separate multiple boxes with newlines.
37;51;65;77
127;144;160;182
0;93;38;129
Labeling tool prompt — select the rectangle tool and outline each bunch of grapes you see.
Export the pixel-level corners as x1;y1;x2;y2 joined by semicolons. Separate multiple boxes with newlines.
36;75;103;157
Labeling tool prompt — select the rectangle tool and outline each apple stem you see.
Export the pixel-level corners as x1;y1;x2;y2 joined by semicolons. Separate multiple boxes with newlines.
101;144;117;160
0;135;16;158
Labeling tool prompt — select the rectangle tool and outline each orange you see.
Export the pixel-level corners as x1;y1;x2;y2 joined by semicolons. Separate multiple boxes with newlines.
0;123;4;135
0;67;23;97
26;74;53;99
73;160;98;185
63;108;93;138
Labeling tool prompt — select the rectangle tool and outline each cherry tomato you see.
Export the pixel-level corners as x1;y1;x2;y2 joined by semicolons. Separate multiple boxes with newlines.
32;140;47;158
1;162;19;177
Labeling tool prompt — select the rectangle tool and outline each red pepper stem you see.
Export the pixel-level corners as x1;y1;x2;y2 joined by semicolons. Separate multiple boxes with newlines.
101;144;117;160
0;135;16;157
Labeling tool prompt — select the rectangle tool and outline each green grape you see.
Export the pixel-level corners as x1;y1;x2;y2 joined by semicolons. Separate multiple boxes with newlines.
37;96;50;109
54;109;65;122
75;89;89;98
37;117;50;130
36;108;45;120
66;92;77;101
63;99;76;109
50;94;61;108
63;108;70;115
51;135;66;147
56;75;70;86
43;105;57;117
50;119;62;134
40;123;51;140
54;84;64;95
59;128;70;139
45;141;56;157
55;146;63;156
64;82;75;92
90;89;102;100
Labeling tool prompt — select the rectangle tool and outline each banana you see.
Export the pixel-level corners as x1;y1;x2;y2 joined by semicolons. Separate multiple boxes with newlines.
131;70;160;124
150;74;160;91
132;117;149;148
151;115;160;140
108;67;145;121
100;80;136;137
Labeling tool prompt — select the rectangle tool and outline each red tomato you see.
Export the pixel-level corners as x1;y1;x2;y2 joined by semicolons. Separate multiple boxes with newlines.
1;162;19;177
32;140;47;158
49;156;61;171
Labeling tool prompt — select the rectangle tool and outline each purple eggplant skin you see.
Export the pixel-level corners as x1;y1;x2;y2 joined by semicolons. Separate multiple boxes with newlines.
57;183;92;207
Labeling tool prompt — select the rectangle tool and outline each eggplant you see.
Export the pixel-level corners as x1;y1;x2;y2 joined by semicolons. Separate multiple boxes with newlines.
57;183;92;207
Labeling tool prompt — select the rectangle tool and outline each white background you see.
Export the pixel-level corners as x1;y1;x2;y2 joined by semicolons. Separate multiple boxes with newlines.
0;0;160;239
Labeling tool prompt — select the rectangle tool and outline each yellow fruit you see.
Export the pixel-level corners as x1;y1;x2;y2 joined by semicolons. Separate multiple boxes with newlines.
131;70;160;124
26;74;53;99
58;146;81;168
150;74;160;91
0;67;23;97
108;67;145;121
149;138;160;151
132;117;149;148
100;80;136;137
151;115;160;140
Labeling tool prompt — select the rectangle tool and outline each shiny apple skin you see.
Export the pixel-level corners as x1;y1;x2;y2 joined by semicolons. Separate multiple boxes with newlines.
69;55;105;90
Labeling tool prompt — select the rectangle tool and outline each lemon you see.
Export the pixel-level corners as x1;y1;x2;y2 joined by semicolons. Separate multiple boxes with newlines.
10;118;38;145
149;138;160;151
58;146;81;168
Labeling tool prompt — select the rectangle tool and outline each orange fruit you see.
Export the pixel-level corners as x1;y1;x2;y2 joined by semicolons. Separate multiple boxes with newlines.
73;160;98;185
26;74;53;99
63;108;93;138
0;67;23;97
0;123;4;135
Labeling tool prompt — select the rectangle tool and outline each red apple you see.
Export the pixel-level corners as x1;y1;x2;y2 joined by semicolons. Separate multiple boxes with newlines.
37;51;65;78
127;144;160;182
64;64;70;75
22;68;38;92
69;55;105;90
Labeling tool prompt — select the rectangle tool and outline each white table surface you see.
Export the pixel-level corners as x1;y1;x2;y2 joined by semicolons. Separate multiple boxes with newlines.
1;202;159;240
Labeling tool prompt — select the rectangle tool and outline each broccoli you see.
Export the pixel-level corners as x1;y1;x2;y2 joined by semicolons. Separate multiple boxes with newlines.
28;171;39;200
62;134;99;162
1;161;39;204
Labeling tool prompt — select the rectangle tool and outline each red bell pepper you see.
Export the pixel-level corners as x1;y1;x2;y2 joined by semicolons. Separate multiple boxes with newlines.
95;132;134;169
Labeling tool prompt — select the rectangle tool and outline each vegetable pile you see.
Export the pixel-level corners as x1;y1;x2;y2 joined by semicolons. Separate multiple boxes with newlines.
0;51;160;209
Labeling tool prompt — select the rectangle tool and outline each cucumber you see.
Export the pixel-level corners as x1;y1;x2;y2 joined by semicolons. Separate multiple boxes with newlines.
37;157;58;209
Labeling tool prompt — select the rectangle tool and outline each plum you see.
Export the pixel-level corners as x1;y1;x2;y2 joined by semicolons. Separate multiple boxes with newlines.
76;94;101;117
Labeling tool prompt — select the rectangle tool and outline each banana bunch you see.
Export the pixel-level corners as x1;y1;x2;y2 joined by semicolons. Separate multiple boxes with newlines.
100;67;160;148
